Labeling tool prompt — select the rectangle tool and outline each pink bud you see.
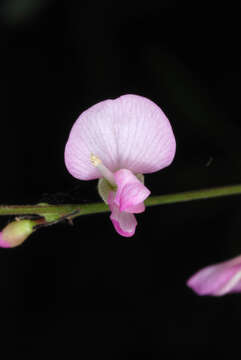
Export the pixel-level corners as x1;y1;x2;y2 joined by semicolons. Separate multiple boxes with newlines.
0;220;36;248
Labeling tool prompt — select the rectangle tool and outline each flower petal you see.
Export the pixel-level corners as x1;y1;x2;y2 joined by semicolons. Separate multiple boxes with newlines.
123;202;145;214
114;169;150;213
108;192;137;237
64;94;176;180
187;255;241;296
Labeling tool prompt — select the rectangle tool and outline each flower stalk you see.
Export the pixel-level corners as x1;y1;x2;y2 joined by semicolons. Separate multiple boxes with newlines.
1;183;241;222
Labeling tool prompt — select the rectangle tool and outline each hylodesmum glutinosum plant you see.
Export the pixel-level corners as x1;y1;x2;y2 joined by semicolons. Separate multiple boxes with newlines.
1;94;241;297
64;94;176;237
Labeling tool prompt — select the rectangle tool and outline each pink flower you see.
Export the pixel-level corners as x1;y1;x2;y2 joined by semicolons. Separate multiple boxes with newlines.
187;255;241;296
64;94;176;237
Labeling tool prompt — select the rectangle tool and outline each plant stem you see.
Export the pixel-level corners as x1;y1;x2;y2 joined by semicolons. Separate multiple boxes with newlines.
145;184;241;206
0;184;241;221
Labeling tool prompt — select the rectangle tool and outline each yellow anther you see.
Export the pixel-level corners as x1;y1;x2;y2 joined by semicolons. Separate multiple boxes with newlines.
90;153;102;167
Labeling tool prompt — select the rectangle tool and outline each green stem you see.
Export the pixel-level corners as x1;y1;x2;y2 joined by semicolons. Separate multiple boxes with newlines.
0;184;241;222
145;184;241;206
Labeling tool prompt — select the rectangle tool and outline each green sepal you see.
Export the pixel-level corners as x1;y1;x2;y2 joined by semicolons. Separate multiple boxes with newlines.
97;178;114;204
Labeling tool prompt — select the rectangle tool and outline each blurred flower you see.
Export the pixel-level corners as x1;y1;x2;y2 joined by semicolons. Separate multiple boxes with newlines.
187;255;241;296
0;219;36;248
65;94;176;237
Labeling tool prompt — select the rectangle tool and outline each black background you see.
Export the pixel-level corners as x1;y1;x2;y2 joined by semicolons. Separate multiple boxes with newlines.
0;0;241;356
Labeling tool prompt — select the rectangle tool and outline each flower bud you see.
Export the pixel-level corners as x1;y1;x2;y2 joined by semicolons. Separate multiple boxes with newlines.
0;220;36;248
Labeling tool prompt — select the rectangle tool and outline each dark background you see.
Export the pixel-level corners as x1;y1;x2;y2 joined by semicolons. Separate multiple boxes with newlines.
0;0;240;356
